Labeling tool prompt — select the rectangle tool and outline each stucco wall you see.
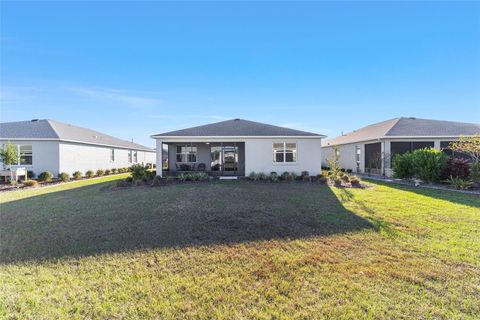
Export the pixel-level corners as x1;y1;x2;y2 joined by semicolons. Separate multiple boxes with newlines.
244;138;322;176
59;142;155;175
0;139;60;176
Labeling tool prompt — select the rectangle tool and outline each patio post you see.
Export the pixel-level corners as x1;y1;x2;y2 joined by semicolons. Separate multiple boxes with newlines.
156;140;163;177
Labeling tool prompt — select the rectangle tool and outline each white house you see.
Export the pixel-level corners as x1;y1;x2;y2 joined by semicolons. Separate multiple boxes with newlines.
151;119;325;177
322;117;480;177
0;119;156;177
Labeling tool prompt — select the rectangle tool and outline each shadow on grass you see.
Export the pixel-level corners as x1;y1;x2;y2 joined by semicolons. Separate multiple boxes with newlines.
0;180;374;263
364;179;480;209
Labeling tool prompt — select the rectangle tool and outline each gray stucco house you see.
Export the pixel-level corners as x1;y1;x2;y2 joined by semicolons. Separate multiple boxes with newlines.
322;117;480;177
152;118;325;177
0;119;156;177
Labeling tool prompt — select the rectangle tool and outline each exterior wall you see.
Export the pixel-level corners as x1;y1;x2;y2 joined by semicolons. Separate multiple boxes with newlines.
0;139;60;176
59;142;155;175
323;137;462;177
244;138;322;176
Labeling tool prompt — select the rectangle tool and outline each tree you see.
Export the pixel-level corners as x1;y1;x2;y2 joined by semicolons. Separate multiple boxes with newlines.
449;134;480;163
0;142;18;167
326;146;342;179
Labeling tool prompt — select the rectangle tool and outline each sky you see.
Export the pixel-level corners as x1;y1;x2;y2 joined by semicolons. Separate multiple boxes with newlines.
1;1;479;148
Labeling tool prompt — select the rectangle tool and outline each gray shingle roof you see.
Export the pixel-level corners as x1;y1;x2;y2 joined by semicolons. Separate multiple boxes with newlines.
152;119;325;137
0;119;154;152
323;117;480;146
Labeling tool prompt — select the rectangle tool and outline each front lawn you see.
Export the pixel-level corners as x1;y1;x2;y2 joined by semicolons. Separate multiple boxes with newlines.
1;177;479;319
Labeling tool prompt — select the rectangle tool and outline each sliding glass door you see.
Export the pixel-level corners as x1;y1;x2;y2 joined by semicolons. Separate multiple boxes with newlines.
210;143;239;175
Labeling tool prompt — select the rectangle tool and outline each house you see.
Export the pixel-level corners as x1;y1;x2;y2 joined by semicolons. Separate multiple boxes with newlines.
151;118;325;177
0;119;156;177
321;117;480;177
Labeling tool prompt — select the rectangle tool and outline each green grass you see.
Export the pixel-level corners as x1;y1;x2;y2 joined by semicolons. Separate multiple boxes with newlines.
1;177;479;319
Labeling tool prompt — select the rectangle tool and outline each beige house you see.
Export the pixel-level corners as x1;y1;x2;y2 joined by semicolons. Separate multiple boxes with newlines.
322;117;480;177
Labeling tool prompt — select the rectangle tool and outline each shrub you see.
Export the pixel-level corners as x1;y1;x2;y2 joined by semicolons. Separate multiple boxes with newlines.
38;171;53;182
96;169;105;177
281;171;290;181
302;175;311;182
23;180;38;188
248;171;257;180
58;172;70;182
27;170;35;179
85;170;95;178
350;177;361;187
10;180;18;187
333;178;342;187
448;176;473;190
134;179;144;186
392;152;415;179
269;172;279;182
111;168;118;174
129;164;149;181
105;169;111;175
444;158;470;179
301;171;309;177
470;162;480;184
145;170;156;181
411;148;448;182
346;169;353;174
179;173;193;182
257;172;268;181
73;171;82;180
341;175;350;183
318;176;328;184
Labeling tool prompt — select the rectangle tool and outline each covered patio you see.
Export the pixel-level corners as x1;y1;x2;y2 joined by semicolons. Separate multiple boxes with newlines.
160;141;245;177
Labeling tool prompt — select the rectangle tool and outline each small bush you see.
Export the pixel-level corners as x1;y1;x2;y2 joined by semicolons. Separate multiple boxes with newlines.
10;180;18;187
96;169;105;177
333;178;342;187
111;168;118;174
73;171;82;180
350;177;361;187
341;175;350;183
470;162;480;184
318;176;328;184
257;172;268;181
129;164;149;181
151;175;163;186
58;172;70;182
134;179;144;186
302;175;311;182
38;171;53;182
392;152;415;179
23;180;39;188
444;158;470;179
338;171;345;177
448;176;473;190
301;171;309;177
346;169;353;174
248;171;257;180
281;171;290;181
286;172;297;182
126;176;133;183
27;170;35;179
412;148;448;182
85;170;95;178
105;169;111;175
270;172;279;182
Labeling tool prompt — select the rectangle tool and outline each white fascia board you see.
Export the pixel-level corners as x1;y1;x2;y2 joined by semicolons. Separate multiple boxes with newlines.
151;135;325;140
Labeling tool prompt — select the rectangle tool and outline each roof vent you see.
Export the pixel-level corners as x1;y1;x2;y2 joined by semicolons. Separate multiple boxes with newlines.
409;117;416;119
234;118;240;121
31;119;39;122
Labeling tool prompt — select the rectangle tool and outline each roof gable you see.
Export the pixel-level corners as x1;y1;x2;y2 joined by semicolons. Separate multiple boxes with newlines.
152;119;324;137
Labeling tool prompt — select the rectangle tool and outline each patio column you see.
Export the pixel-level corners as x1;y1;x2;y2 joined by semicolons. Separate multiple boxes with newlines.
156;140;163;177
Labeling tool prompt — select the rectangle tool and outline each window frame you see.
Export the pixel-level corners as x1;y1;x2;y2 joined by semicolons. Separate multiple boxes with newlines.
272;142;297;164
110;148;115;162
18;145;33;165
128;150;133;163
176;144;197;163
133;151;138;163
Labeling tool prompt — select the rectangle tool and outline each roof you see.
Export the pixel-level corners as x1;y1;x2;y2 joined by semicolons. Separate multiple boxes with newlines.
0;119;154;152
152;119;325;138
323;117;480;146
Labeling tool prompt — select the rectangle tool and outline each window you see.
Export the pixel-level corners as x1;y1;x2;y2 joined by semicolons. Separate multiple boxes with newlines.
176;145;197;162
128;150;132;163
110;148;115;162
133;151;138;163
273;142;297;163
19;145;32;165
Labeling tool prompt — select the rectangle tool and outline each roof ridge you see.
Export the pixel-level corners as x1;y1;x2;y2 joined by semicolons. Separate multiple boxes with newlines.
382;118;402;137
45;119;61;139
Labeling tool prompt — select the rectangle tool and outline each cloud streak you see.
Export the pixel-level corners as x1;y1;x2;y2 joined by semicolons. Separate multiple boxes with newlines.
67;87;162;109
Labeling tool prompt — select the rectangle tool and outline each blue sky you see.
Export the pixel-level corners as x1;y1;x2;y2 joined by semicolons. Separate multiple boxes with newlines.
1;1;479;147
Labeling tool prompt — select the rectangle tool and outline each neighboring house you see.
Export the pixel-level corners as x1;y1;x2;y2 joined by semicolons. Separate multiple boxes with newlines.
0;119;156;177
151;118;325;177
322;117;480;177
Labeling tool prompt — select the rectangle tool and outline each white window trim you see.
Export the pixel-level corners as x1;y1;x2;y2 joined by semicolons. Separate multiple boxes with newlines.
176;144;198;163
16;144;33;166
128;150;133;163
272;142;297;164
